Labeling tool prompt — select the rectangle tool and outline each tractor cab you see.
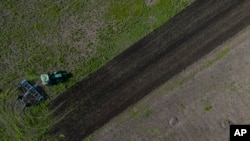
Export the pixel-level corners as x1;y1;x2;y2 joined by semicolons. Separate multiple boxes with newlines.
40;74;50;85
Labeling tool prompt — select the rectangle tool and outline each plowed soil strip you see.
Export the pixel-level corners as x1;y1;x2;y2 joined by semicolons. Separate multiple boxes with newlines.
47;0;250;140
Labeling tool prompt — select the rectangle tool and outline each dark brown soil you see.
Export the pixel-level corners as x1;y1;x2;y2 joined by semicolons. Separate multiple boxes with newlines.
46;0;250;140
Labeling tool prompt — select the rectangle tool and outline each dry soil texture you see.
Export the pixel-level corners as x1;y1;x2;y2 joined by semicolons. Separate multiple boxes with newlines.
47;0;250;140
89;22;250;141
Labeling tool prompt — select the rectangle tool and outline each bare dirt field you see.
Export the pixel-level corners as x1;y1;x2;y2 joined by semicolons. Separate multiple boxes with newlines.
46;0;250;140
89;23;250;141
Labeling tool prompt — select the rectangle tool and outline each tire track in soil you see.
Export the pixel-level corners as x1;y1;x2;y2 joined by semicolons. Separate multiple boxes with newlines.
46;0;250;140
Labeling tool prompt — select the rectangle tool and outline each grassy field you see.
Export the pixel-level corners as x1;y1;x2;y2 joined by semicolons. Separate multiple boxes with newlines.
0;0;194;140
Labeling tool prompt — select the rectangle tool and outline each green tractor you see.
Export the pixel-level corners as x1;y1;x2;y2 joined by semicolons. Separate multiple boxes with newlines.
40;70;70;85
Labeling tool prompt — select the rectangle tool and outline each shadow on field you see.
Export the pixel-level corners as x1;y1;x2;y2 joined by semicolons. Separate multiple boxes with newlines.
46;0;250;140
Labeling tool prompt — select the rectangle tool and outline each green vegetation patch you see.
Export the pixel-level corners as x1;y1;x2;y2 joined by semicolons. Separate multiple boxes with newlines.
204;105;212;111
203;47;230;68
179;103;185;110
215;48;230;61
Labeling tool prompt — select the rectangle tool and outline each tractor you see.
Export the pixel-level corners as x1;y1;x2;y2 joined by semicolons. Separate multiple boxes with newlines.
40;70;70;85
17;80;45;107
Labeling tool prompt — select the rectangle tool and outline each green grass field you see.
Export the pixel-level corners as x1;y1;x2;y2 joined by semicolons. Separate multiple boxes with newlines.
0;0;194;140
